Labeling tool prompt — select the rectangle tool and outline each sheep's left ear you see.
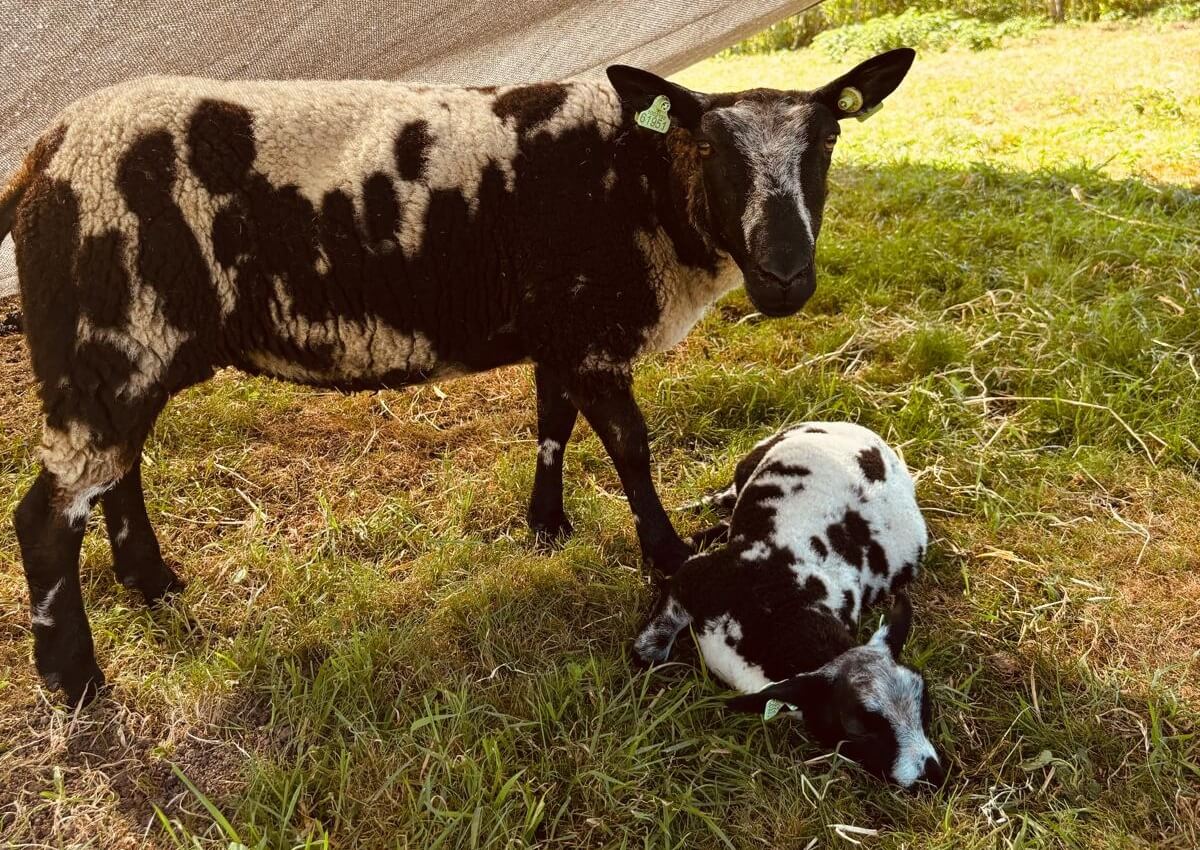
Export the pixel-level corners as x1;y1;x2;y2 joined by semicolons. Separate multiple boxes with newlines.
812;47;915;120
868;593;913;660
606;65;707;130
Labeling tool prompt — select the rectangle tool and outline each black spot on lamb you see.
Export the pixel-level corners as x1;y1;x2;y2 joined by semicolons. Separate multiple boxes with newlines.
0;51;915;705
634;421;944;789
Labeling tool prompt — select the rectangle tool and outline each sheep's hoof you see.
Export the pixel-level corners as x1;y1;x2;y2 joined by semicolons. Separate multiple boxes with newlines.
119;561;185;606
37;639;106;708
529;512;573;549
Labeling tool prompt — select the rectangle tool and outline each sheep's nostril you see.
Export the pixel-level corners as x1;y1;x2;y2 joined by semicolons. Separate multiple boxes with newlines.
755;259;807;288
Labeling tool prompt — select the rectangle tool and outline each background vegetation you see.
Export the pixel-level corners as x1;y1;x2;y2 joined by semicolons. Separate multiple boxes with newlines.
1;14;1198;850
727;0;1200;56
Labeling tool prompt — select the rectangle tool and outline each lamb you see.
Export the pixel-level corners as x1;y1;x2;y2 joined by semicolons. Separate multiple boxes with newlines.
633;421;945;789
1;50;914;705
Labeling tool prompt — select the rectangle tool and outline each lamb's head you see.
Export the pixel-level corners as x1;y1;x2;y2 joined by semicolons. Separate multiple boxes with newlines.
727;595;944;790
607;49;914;317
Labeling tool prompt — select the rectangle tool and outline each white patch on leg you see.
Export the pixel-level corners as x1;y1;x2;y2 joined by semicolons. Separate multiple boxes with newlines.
114;517;130;546
31;578;65;628
538;439;562;467
63;482;113;526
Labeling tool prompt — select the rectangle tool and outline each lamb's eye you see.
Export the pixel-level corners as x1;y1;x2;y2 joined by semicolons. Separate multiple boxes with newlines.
824;134;838;153
696;140;713;157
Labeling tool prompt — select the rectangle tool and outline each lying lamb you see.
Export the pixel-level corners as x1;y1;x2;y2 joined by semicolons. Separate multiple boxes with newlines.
1;50;915;704
633;421;945;789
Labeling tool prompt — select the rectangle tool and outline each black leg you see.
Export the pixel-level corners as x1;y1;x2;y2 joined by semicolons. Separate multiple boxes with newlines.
101;463;183;604
527;366;578;545
566;373;692;575
14;470;105;706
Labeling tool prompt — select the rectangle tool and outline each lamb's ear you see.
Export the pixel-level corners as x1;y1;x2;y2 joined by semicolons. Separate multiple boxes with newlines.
812;47;915;120
726;672;831;716
869;593;913;660
606;65;707;130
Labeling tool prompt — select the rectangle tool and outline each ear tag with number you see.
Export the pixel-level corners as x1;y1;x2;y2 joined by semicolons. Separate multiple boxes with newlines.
763;699;798;720
635;95;672;133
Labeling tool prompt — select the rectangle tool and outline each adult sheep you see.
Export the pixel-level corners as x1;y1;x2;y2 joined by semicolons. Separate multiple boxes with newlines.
1;49;914;705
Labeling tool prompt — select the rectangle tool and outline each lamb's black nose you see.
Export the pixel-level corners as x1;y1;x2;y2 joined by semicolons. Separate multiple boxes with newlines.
921;756;946;788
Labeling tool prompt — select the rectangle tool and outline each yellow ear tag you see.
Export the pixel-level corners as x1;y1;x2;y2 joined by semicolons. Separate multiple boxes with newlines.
635;95;672;134
837;86;864;114
763;699;798;720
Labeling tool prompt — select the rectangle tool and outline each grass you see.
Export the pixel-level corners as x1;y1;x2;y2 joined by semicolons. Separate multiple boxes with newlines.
2;17;1199;850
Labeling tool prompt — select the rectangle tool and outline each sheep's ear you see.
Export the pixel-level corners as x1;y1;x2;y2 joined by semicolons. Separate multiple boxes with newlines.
726;673;830;717
812;47;915;120
869;593;913;660
606;65;707;130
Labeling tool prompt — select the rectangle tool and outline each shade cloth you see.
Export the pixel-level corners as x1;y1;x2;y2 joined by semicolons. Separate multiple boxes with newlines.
0;0;820;297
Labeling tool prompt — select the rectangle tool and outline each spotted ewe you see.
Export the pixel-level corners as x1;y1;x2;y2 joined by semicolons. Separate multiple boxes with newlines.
1;51;914;705
634;421;944;789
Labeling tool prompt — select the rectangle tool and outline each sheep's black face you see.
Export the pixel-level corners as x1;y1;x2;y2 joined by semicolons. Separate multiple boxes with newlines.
608;48;915;318
693;98;835;317
727;595;945;790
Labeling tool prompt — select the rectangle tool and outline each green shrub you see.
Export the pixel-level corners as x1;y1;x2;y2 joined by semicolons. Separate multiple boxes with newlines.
723;0;1187;56
811;9;1047;60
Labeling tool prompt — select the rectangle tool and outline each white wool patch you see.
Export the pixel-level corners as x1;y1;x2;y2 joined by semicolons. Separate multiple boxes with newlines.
538;439;562;466
41;422;129;504
635;229;742;355
31;578;65;628
63;481;113;526
697;615;772;693
734;420;926;614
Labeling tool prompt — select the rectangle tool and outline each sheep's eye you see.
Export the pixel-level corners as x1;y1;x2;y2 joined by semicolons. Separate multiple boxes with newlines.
824;134;838;153
696;140;714;157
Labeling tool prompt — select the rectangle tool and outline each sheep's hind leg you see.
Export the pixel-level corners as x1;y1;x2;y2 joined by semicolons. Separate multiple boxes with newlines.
101;461;183;605
527;366;578;546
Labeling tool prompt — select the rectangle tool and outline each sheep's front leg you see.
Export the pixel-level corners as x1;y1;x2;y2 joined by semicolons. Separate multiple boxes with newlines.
633;590;693;666
527;366;578;545
566;373;692;575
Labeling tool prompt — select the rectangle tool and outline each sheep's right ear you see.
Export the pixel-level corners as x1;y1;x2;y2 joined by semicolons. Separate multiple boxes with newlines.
606;65;707;130
726;673;830;716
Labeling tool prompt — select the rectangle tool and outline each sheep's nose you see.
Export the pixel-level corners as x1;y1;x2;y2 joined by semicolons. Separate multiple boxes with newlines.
921;756;946;788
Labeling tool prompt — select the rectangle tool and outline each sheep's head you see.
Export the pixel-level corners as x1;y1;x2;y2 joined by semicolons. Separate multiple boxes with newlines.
607;49;914;317
726;595;945;790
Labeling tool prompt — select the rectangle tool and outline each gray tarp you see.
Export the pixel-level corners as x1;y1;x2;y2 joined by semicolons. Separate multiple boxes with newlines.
0;0;819;297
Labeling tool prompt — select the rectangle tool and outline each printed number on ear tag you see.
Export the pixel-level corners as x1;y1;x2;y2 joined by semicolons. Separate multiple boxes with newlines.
763;699;798;720
635;95;672;134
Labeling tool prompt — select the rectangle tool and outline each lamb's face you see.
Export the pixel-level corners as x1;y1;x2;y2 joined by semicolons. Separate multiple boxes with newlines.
808;640;943;789
727;595;945;790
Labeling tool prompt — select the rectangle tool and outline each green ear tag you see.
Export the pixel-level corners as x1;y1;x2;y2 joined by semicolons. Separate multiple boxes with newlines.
837;86;864;114
856;102;883;122
635;95;672;134
763;699;798;720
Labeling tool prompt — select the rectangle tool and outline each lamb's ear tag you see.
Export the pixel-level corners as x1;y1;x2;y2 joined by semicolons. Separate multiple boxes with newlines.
836;86;864;115
635;95;672;134
763;699;797;720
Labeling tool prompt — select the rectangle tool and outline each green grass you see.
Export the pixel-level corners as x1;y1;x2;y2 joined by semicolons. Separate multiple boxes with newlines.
2;18;1199;849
